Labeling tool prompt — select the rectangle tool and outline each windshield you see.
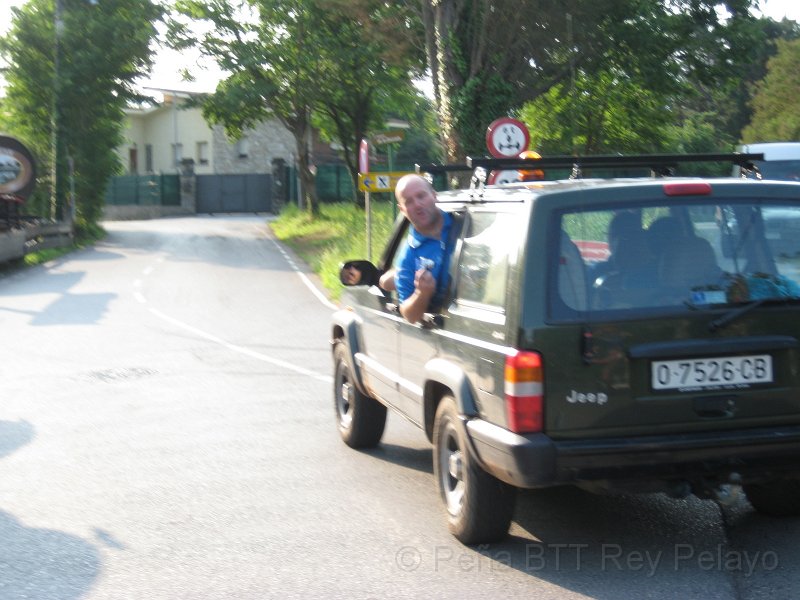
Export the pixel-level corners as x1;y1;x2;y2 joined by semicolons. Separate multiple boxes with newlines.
552;199;800;319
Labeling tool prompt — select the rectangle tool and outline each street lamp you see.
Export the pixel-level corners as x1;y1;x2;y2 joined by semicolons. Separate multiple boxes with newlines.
52;0;65;221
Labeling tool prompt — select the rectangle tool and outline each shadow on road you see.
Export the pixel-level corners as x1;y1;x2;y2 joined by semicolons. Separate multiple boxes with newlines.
363;443;433;475
433;485;800;599
0;419;34;458
0;511;101;600
102;216;295;272
0;420;102;600
0;268;117;327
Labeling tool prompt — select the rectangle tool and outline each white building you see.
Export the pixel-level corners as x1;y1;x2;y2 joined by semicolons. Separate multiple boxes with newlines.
117;90;296;176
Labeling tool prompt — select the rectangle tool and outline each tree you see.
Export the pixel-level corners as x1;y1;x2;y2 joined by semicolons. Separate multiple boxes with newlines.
304;1;425;206
742;38;800;142
171;0;424;212
0;0;163;224
519;69;672;155
714;16;800;146
417;0;761;162
172;0;322;213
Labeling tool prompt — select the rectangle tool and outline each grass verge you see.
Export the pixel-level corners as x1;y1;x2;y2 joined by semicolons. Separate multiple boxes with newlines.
22;220;106;267
270;201;397;300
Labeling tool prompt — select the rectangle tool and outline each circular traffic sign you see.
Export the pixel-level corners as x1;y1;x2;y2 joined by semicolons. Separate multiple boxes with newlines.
486;117;530;158
487;170;521;185
0;135;36;199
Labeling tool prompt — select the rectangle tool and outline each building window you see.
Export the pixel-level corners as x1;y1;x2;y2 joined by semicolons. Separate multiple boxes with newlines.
197;141;209;165
172;143;183;166
128;147;138;174
236;137;249;159
145;144;153;173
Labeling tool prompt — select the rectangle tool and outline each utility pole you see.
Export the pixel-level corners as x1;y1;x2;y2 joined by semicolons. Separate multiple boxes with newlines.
51;0;65;221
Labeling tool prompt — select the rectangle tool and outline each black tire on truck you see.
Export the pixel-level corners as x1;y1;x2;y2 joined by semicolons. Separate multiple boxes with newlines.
433;395;516;544
743;479;800;516
333;342;386;448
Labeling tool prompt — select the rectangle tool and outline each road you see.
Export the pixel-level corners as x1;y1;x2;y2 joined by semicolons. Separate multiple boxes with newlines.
0;215;797;599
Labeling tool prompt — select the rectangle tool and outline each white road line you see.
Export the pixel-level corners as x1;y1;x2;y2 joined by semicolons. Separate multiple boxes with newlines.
270;239;338;310
149;307;333;383
132;228;336;383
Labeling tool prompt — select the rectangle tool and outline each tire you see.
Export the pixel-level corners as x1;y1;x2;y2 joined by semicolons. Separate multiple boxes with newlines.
333;342;386;448
433;395;516;544
743;479;800;517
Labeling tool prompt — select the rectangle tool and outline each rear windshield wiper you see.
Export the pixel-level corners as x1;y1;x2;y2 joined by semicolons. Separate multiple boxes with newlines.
708;297;800;332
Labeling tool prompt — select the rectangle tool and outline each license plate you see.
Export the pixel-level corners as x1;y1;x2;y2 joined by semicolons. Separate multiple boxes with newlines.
651;354;773;390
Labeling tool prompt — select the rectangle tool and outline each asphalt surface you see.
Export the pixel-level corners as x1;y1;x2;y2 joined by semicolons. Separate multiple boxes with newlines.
0;214;797;599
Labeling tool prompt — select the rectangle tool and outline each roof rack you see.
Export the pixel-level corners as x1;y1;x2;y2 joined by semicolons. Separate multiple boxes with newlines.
417;152;766;194
415;163;473;174
466;152;764;173
419;153;763;173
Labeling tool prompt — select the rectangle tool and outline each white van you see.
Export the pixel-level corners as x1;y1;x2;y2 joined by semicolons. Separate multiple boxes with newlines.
734;143;800;257
737;142;800;181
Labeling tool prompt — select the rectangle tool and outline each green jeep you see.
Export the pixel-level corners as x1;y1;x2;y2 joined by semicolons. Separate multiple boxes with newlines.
331;153;800;545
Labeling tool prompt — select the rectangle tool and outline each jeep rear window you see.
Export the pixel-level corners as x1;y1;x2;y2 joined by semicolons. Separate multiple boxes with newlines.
550;200;800;320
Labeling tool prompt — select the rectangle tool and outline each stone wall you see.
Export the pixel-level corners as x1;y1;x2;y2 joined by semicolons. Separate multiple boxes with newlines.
212;119;295;174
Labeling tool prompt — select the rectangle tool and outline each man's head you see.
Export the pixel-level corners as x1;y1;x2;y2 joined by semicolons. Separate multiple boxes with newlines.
395;174;440;233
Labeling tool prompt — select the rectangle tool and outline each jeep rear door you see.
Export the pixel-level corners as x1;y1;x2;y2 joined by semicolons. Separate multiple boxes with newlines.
532;183;800;439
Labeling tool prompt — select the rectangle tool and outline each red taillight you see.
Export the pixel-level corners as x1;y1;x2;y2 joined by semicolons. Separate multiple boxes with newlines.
662;182;712;196
504;351;543;433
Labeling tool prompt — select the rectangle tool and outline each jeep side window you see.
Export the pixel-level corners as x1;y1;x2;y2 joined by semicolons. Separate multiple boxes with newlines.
455;211;516;309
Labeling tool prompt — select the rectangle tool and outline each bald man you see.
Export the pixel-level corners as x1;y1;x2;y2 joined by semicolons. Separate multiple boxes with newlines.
388;174;455;324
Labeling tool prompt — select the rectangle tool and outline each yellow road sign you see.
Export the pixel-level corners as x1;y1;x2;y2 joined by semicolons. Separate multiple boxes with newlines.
358;171;414;192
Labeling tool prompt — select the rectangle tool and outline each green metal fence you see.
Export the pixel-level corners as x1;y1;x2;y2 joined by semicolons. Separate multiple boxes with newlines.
105;174;180;206
287;163;427;203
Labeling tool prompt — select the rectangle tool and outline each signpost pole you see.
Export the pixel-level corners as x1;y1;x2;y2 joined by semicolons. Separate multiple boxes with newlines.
359;138;371;260
366;191;372;261
388;144;397;220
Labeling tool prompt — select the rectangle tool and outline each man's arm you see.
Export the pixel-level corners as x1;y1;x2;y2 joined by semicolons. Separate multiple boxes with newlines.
379;269;396;291
399;268;436;324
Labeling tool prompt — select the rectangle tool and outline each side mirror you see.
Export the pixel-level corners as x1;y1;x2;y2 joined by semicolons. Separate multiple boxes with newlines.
339;260;380;287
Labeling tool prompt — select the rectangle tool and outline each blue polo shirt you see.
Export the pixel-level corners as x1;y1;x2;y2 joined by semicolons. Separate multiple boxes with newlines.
396;211;454;309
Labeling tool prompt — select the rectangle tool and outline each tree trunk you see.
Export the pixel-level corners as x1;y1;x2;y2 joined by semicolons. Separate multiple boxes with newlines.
421;0;465;164
292;110;319;215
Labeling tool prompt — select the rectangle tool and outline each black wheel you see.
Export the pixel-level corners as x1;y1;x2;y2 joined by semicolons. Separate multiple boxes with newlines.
433;395;516;544
743;479;800;516
333;342;386;448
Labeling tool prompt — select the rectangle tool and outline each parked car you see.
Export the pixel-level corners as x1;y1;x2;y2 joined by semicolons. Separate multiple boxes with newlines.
332;153;800;544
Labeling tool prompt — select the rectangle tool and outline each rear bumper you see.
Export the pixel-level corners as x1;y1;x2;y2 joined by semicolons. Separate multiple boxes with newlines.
466;419;800;489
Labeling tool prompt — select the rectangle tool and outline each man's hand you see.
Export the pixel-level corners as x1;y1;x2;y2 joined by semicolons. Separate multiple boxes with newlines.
414;267;436;296
400;268;436;324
